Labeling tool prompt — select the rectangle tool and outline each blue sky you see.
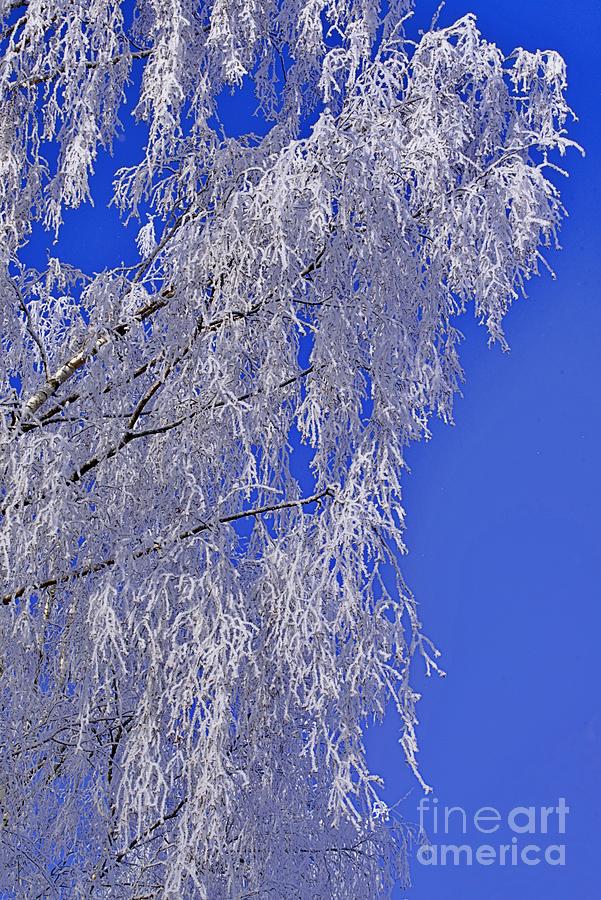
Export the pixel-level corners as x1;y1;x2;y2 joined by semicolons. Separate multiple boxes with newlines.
22;1;600;896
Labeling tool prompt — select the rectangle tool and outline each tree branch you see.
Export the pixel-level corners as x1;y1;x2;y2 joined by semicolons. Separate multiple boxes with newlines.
16;243;327;429
15;203;193;425
10;48;151;92
2;487;333;605
115;798;187;863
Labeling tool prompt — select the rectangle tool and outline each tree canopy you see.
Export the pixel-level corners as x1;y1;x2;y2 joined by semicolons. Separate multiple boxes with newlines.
0;1;576;896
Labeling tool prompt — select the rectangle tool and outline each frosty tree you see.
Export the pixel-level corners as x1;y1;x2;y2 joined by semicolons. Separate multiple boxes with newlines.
0;0;576;896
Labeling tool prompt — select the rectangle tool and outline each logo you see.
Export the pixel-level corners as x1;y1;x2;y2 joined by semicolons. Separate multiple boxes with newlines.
415;797;569;867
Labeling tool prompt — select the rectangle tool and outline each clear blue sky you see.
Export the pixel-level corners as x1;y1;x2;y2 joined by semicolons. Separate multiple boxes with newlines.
24;2;600;897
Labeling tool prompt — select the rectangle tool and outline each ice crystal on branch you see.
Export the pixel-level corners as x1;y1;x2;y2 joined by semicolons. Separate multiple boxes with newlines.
0;1;576;896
